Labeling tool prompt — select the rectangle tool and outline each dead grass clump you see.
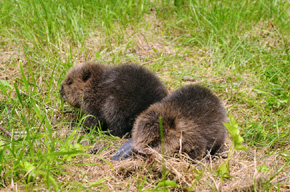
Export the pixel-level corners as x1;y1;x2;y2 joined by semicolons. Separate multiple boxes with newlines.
57;134;290;191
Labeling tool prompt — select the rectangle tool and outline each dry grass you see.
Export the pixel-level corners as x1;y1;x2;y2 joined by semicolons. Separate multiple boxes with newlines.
40;135;287;191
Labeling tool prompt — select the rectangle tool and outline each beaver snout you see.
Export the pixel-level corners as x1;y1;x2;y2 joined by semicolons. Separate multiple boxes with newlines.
59;85;65;98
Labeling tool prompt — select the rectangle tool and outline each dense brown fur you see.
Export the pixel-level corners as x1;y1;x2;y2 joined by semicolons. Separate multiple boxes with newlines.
60;62;168;137
132;84;227;160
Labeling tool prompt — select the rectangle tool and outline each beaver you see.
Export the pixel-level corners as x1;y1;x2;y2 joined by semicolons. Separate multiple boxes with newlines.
59;62;168;137
112;84;227;161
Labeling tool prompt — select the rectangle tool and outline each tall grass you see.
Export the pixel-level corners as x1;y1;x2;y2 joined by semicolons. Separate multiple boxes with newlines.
0;0;289;190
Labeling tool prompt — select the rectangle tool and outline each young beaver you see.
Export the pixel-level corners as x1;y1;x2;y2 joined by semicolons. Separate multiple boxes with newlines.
59;62;168;137
112;84;226;160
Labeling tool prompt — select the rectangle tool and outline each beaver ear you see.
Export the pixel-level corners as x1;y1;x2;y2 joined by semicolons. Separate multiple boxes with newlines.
82;70;91;82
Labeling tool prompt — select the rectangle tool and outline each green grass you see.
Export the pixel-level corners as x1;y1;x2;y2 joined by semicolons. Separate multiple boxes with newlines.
0;0;289;191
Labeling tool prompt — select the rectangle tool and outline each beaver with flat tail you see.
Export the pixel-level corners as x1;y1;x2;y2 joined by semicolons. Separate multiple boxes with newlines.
112;84;227;160
60;62;168;137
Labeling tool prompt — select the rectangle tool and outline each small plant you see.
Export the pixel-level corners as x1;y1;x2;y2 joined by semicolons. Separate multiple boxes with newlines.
224;115;248;151
216;114;248;179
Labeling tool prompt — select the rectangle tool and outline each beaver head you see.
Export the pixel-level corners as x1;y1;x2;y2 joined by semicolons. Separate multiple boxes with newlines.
132;103;180;155
59;62;108;108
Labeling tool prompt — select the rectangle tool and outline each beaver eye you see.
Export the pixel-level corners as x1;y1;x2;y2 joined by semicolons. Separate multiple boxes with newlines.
66;79;73;85
149;139;159;148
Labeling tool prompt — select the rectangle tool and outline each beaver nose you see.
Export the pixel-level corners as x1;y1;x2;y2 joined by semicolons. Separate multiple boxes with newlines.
59;85;64;97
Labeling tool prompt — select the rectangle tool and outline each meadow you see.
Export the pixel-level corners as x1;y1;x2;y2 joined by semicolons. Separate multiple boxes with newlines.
0;0;289;191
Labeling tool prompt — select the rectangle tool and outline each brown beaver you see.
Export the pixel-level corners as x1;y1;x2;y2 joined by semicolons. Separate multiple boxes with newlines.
112;84;227;160
59;62;168;137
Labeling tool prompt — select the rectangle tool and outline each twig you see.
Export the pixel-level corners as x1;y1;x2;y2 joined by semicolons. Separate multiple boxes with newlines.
62;110;74;114
271;176;289;185
0;126;16;140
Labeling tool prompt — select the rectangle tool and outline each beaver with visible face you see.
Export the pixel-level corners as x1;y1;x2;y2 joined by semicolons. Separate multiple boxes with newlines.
60;62;168;137
112;84;227;160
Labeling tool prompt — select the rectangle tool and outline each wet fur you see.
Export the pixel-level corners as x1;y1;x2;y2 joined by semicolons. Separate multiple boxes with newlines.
132;84;227;160
60;62;168;137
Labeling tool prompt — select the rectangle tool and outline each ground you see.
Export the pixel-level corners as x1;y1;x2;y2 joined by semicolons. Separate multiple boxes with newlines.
0;0;289;191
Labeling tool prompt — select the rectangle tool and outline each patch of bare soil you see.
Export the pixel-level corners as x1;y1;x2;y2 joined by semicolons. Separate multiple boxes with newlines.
0;53;20;81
